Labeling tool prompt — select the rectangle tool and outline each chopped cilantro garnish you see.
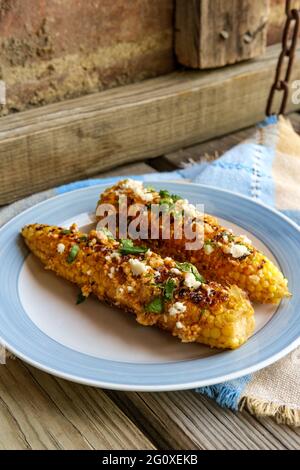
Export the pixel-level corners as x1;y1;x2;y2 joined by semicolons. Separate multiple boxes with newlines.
159;190;170;198
160;198;172;205
152;278;176;301
222;231;235;242
164;278;176;301
79;235;88;242
175;261;206;283
67;244;80;263
61;229;71;235
158;189;182;208
119;239;148;255
171;194;182;202
145;297;164;314
76;291;86;305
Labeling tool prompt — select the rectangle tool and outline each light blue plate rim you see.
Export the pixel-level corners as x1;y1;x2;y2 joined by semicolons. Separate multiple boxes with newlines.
0;181;299;391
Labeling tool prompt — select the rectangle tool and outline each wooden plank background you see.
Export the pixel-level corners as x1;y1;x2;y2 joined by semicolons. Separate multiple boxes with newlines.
175;0;268;68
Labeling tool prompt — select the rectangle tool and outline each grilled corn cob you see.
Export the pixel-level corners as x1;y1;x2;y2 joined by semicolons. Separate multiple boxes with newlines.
21;223;255;349
97;179;290;304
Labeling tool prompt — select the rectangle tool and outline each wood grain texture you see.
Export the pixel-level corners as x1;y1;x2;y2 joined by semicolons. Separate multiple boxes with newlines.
175;0;269;69
107;390;300;450
0;358;155;450
163;112;300;168
1;44;300;205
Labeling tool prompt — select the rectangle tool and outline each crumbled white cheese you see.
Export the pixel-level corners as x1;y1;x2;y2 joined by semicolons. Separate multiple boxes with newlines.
229;244;251;259
184;272;201;289
170;268;181;276
111;251;121;261
249;274;260;284
206;287;214;296
240;235;252;245
176;321;184;329
222;235;229;243
169;302;186;316
105;255;111;261
175;199;198;219
117;287;124;294
146;249;153;257
121;179;154;203
128;258;149;276
108;267;115;278
86;270;92;276
89;238;97;246
127;286;134;293
57;243;65;254
204;244;214;255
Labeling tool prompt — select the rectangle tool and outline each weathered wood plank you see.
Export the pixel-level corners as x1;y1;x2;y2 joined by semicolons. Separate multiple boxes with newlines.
95;161;156;178
1;44;300;205
0;359;155;450
175;0;268;69
107;390;299;450
162;112;300;168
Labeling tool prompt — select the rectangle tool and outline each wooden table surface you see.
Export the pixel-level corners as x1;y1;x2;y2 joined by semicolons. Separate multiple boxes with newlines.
1;116;300;450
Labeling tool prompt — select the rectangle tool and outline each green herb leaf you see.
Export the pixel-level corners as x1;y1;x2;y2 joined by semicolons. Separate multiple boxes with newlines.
158;189;182;211
191;266;206;283
145;297;164;314
67;244;80;263
159;189;170;198
119;239;148;255
222;231;235;242
61;229;71;235
76;291;86;305
164;278;176;301
171;194;182;202
79;235;88;242
175;261;206;283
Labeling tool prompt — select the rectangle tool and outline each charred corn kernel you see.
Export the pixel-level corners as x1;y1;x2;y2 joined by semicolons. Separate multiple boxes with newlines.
21;223;255;350
97;180;291;304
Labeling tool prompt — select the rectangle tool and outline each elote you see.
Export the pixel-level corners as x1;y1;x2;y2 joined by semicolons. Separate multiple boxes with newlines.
21;223;255;349
97;179;290;304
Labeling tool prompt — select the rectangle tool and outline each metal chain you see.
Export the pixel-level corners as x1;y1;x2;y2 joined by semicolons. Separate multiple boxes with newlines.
266;0;300;116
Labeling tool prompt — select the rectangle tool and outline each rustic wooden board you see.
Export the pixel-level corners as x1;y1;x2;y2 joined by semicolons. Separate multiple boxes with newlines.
175;0;268;69
1;44;300;205
162;112;300;168
0;359;155;450
107;390;300;450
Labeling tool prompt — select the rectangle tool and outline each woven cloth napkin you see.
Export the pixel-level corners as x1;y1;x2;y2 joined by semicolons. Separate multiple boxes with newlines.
1;115;300;426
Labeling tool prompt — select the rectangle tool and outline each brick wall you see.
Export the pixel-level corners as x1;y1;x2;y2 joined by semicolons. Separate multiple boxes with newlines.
0;0;174;113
